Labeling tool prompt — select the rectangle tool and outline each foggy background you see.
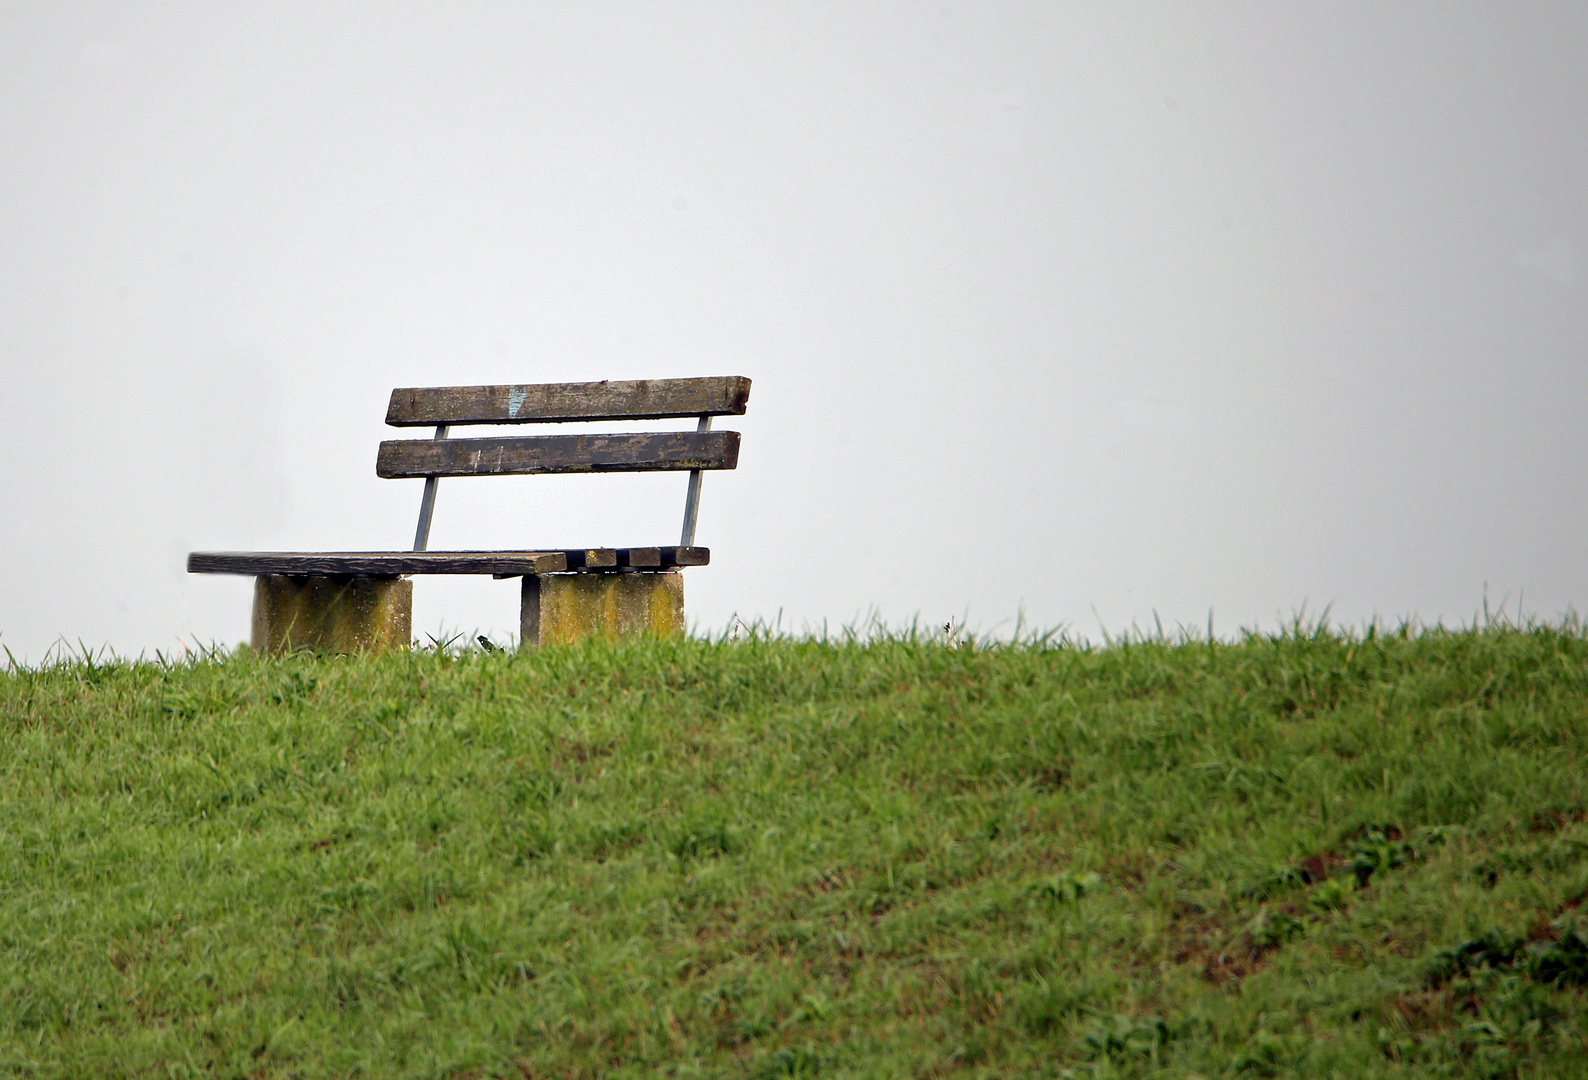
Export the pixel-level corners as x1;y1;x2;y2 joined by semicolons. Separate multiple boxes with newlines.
2;3;1585;662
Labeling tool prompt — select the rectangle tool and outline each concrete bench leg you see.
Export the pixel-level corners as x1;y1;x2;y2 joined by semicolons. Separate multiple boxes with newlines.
520;572;684;649
251;575;413;654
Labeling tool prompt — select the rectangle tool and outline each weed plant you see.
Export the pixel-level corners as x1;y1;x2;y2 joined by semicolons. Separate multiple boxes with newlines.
3;622;1588;1077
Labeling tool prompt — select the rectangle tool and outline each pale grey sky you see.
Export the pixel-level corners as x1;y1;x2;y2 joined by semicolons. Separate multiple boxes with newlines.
2;3;1585;661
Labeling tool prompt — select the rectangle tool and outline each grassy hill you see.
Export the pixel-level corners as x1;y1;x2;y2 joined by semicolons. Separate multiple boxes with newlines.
4;623;1588;1078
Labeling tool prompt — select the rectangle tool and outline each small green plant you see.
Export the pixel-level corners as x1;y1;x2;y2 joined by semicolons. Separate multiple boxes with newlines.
1309;877;1355;912
1035;869;1102;903
1244;908;1307;950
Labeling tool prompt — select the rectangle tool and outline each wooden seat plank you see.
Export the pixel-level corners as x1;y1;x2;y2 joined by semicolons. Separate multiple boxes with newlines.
188;551;570;576
189;548;709;576
376;431;739;479
564;548;619;570
491;547;708;578
658;546;710;567
386;376;750;427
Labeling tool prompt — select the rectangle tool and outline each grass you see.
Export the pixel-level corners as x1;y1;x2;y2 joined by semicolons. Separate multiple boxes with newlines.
4;621;1588;1077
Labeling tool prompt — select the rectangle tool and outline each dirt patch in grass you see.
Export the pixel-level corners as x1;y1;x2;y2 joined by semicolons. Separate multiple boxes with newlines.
1529;806;1588;835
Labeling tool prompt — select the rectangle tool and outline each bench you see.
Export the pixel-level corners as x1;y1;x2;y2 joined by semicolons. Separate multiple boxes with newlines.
188;375;751;652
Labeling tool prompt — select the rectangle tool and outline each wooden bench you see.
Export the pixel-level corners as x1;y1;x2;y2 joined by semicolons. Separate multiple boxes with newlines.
188;375;750;652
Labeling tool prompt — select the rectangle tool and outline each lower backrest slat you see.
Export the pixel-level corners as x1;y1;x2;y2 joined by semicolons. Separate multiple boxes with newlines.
377;430;739;479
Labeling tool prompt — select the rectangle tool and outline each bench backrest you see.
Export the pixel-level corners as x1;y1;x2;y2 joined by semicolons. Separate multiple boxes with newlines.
379;376;750;552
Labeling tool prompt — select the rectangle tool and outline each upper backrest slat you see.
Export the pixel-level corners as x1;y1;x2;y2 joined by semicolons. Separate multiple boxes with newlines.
386;376;750;427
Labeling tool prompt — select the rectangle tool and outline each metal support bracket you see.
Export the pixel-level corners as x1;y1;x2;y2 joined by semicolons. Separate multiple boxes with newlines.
412;424;449;551
679;415;712;547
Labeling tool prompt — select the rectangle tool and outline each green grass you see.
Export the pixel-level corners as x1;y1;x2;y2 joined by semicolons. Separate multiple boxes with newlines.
5;622;1588;1077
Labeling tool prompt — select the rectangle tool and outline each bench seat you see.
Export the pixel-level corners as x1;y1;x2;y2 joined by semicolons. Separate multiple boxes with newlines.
188;547;709;577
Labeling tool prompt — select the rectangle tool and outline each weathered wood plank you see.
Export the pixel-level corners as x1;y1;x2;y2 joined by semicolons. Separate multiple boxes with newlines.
493;548;616;579
188;551;570;576
376;431;739;479
659;546;711;567
565;548;619;570
386;376;751;427
192;548;710;577
496;548;709;576
618;547;662;568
